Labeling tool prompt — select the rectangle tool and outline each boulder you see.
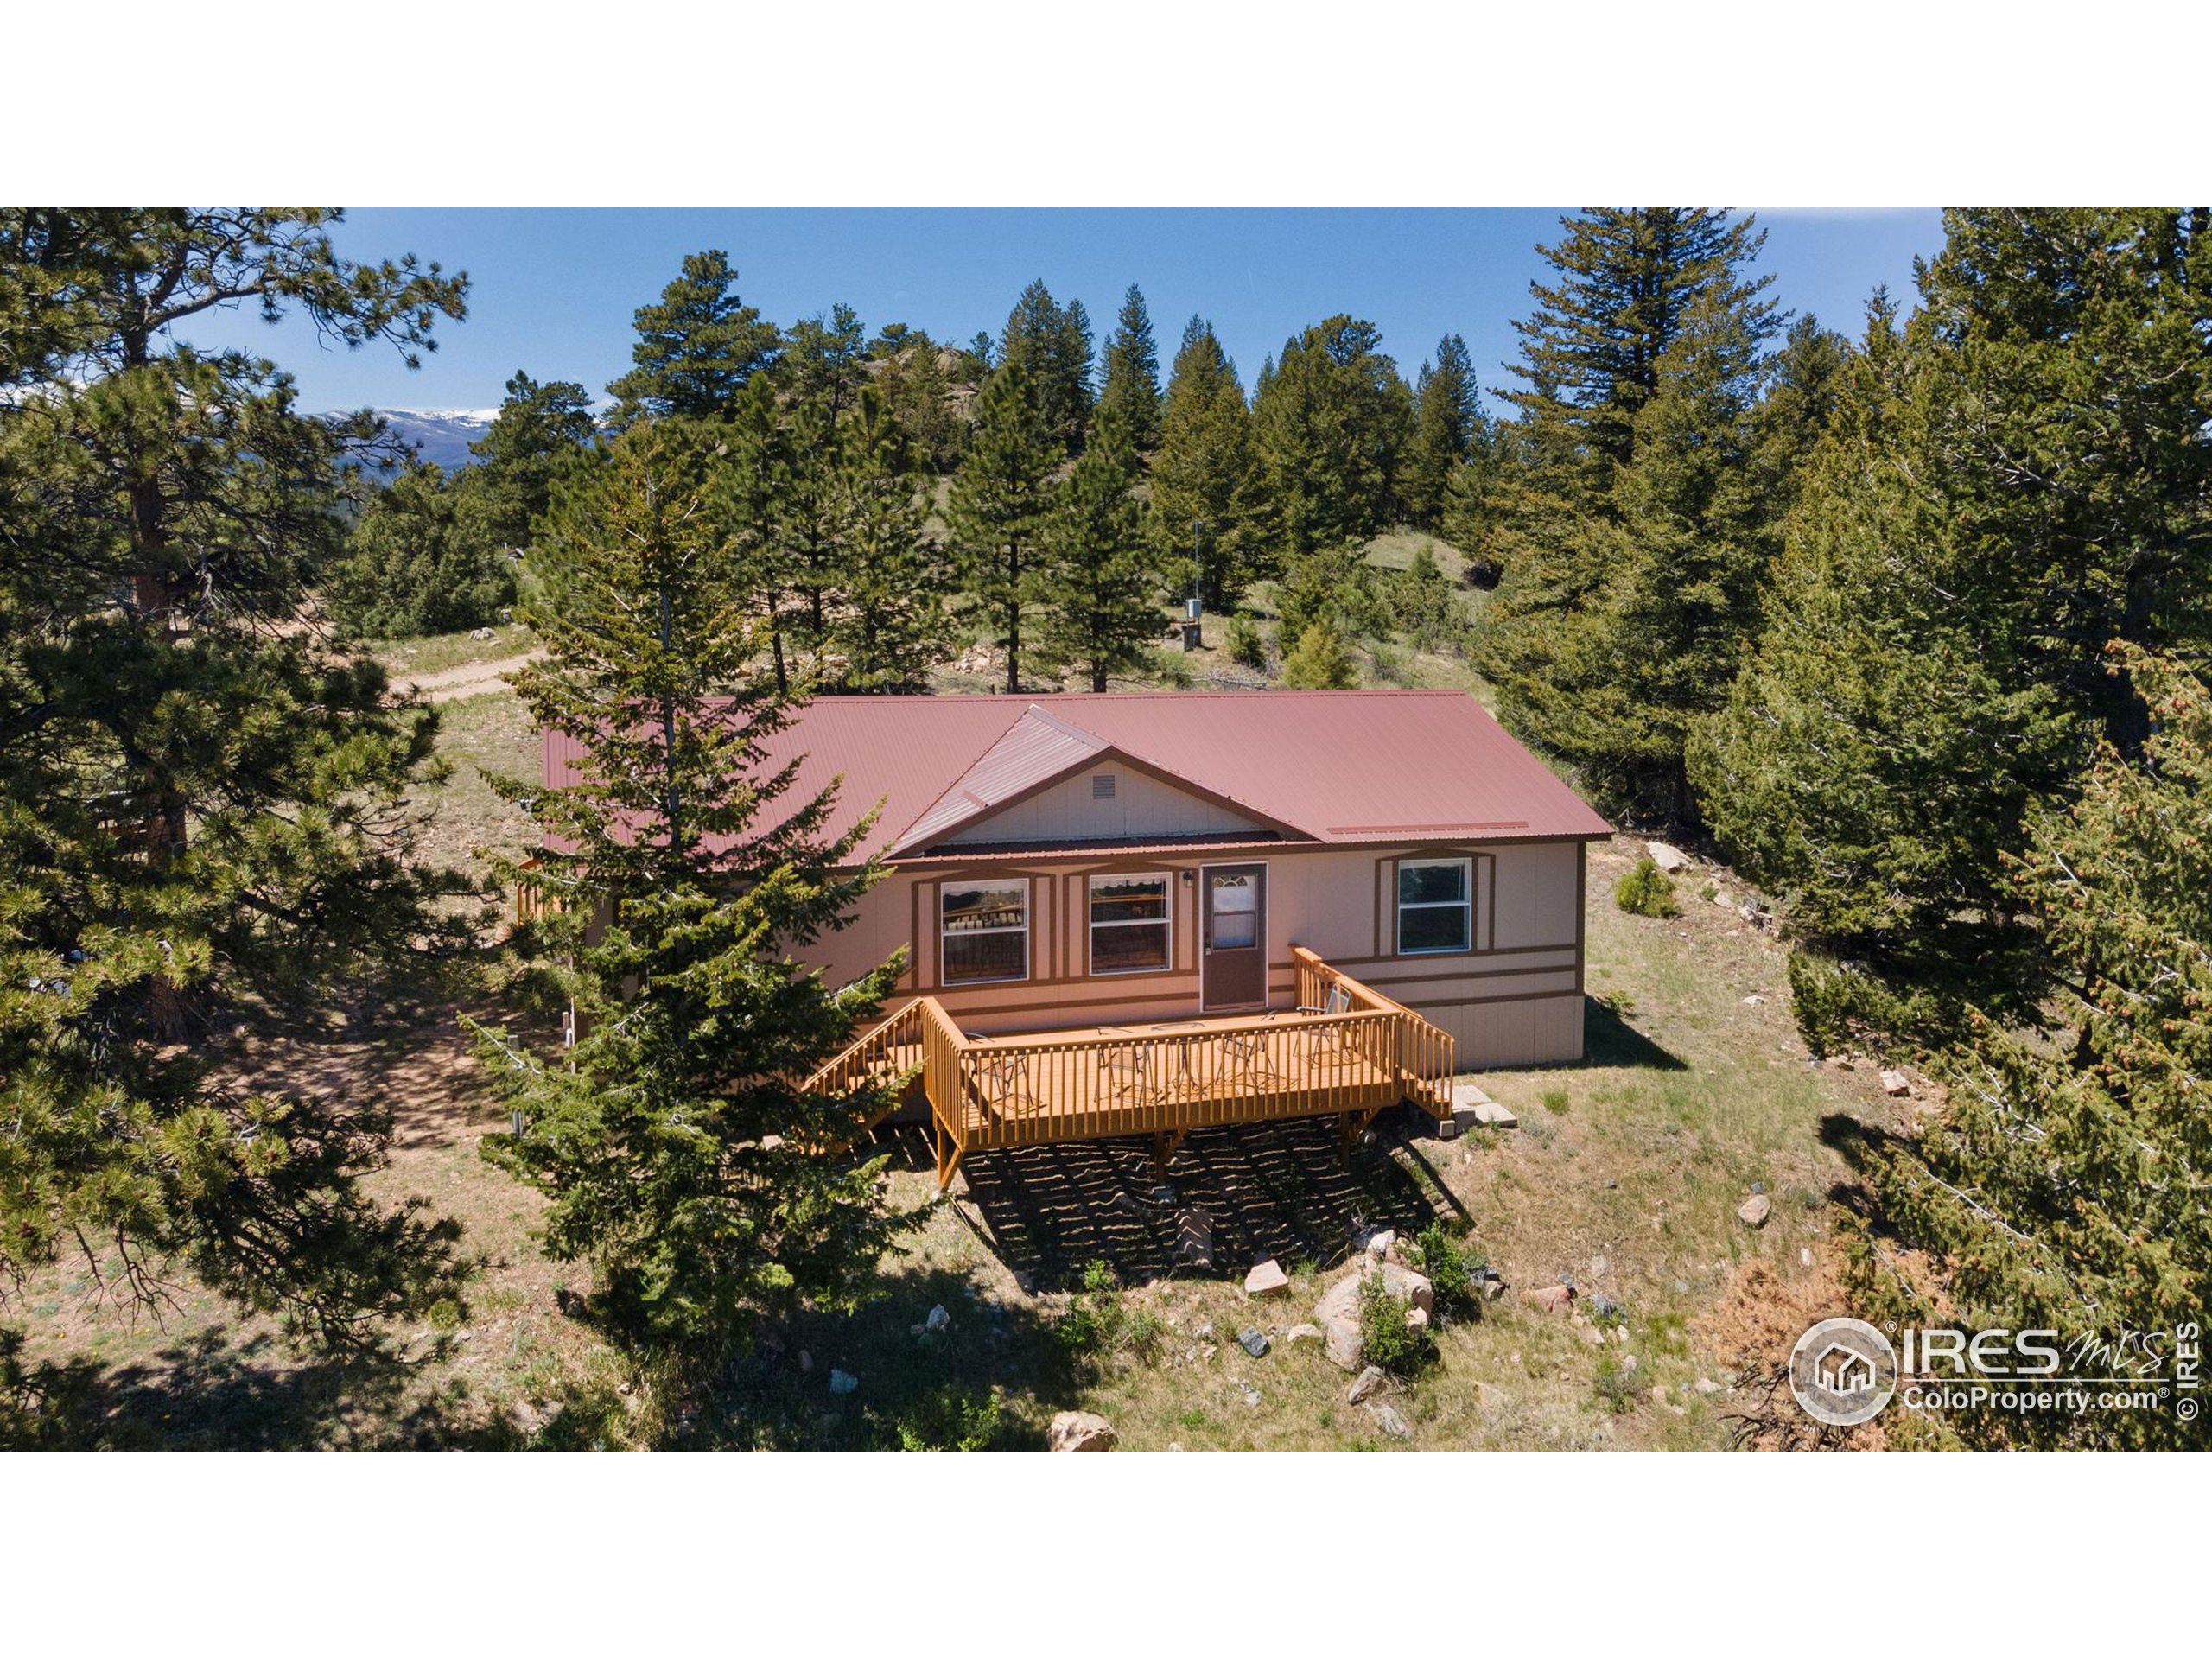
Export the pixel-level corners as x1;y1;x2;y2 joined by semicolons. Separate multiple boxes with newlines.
1347;1364;1389;1404
1175;1207;1214;1268
1737;1193;1771;1229
1047;1411;1117;1452
1243;1258;1291;1297
1879;1068;1912;1097
1285;1324;1324;1346
1522;1282;1576;1315
1405;1306;1430;1332
1313;1260;1436;1371
1236;1328;1270;1358
828;1369;859;1395
1366;1402;1413;1440
1645;841;1694;874
1364;1229;1396;1261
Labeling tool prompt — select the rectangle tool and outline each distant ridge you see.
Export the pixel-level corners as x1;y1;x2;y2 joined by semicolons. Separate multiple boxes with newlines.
335;408;499;473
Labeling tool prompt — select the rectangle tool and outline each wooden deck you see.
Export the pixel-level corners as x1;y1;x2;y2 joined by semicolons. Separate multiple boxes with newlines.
805;946;1455;1191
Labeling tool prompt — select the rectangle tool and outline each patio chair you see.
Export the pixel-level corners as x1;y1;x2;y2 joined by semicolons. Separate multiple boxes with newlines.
969;1049;1041;1122
1218;1027;1295;1096
1096;1042;1162;1111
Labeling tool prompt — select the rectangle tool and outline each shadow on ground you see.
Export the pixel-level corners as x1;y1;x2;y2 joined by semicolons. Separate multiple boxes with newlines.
1;1325;504;1451
948;1112;1447;1293
1583;995;1688;1071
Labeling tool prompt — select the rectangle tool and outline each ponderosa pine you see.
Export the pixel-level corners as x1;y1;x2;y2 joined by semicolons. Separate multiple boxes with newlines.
605;250;780;428
948;359;1061;693
1098;283;1163;455
1039;406;1158;691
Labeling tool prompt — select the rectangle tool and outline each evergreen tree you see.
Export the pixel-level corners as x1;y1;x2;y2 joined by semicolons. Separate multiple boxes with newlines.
998;279;1092;452
0;208;471;1356
1484;289;1782;821
1150;317;1259;608
1502;208;1779;498
1843;648;2212;1451
605;250;780;427
1752;313;1850;505
1248;315;1414;557
1402;333;1484;527
870;324;964;473
776;303;870;669
1039;407;1158;690
830;387;955;689
1280;622;1358;689
474;422;912;1381
466;369;597;553
1691;211;2212;1019
328;462;514;638
948;359;1061;694
1097;283;1162;454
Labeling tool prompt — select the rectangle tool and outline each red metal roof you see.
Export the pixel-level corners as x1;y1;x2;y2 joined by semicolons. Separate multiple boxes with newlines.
543;689;1612;861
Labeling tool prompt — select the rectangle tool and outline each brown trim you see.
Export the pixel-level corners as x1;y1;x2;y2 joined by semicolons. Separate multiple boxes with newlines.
1354;963;1580;988
1198;858;1270;1014
1323;943;1580;969
886;829;1607;869
1400;988;1586;1012
1575;841;1587;995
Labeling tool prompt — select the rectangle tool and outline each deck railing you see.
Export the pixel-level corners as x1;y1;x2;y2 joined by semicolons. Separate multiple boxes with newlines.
801;948;1458;1189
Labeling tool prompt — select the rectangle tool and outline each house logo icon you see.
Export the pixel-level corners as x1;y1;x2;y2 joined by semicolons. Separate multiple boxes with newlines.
1789;1318;1897;1427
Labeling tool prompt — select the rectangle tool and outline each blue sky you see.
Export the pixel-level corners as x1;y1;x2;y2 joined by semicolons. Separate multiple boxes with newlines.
175;209;1947;415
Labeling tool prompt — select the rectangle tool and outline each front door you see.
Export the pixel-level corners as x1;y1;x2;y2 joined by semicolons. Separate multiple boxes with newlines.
1201;863;1268;1011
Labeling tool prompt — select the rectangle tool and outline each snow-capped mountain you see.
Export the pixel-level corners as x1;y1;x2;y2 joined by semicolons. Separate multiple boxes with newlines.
362;407;500;472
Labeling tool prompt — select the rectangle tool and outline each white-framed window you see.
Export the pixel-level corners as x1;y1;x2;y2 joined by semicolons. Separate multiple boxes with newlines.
941;879;1029;985
1088;873;1171;976
1397;857;1472;955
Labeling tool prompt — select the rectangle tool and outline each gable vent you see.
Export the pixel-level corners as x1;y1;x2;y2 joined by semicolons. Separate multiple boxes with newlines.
1092;773;1117;800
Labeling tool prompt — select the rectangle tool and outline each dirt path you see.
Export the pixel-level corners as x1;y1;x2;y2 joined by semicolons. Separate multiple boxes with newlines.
396;651;543;703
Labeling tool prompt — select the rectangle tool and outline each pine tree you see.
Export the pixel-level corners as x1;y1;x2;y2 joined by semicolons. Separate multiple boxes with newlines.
1248;315;1415;557
1842;648;2212;1450
776;303;870;669
1402;333;1484;527
998;279;1092;452
329;462;515;638
466;369;597;554
1280;622;1359;689
1484;289;1783;821
870;325;964;474
830;387;955;689
1097;283;1162;454
948;359;1061;694
1690;211;2212;1018
1040;407;1159;690
473;422;912;1380
1150;317;1259;608
0;208;471;1355
1502;208;1779;498
605;250;780;427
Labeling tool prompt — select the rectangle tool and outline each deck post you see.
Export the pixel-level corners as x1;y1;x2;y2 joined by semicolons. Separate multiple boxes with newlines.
1148;1129;1187;1179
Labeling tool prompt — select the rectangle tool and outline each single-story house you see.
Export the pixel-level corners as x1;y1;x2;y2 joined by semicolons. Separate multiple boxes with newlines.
541;687;1611;1187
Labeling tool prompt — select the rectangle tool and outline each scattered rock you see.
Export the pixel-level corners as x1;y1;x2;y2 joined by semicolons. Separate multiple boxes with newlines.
1879;1068;1912;1097
1236;1328;1270;1358
1650;1384;1669;1407
1582;1325;1605;1347
1522;1283;1577;1315
1347;1364;1389;1404
1712;887;1736;907
1586;1255;1608;1279
798;1349;813;1373
1047;1410;1117;1452
1694;1377;1721;1395
828;1369;859;1395
1285;1323;1324;1345
925;1304;950;1332
1737;1194;1771;1229
1366;1402;1413;1440
1243;1258;1291;1297
1240;1386;1262;1409
1175;1207;1214;1268
1645;841;1694;874
1405;1306;1430;1332
1741;994;1766;1007
1364;1229;1396;1261
1480;1278;1507;1302
1193;1321;1215;1340
1800;1247;1814;1267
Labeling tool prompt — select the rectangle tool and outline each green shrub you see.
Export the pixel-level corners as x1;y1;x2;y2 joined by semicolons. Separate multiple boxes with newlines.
1150;646;1195;689
1054;1259;1163;1366
1614;856;1680;918
1408;1223;1480;1319
1357;1271;1436;1375
1225;613;1269;672
894;1385;1003;1451
1281;623;1359;690
1592;1355;1640;1414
